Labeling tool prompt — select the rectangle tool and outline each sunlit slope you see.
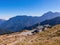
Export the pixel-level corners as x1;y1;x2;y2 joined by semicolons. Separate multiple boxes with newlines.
15;25;60;45
0;25;60;45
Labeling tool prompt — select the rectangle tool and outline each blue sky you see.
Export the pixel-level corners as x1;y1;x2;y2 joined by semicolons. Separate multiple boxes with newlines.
0;0;60;19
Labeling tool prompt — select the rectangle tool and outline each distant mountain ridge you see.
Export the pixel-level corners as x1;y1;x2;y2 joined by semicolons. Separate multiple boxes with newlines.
39;11;60;22
40;17;60;26
0;11;60;34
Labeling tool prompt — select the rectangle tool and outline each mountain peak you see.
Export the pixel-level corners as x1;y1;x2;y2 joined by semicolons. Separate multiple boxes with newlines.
47;11;53;13
44;11;53;15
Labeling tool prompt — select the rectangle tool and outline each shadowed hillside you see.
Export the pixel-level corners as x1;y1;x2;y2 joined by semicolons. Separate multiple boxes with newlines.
0;11;60;34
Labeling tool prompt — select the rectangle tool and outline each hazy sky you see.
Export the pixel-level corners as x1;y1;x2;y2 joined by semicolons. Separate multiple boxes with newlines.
0;0;60;19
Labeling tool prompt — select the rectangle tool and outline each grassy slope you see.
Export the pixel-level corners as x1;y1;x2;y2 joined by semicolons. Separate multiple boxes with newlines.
0;25;60;45
15;25;60;45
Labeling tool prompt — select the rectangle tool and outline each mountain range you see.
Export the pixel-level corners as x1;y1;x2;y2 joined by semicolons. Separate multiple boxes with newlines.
0;11;60;34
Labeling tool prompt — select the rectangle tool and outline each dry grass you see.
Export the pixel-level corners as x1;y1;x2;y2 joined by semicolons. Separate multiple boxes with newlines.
14;25;60;45
0;25;60;45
